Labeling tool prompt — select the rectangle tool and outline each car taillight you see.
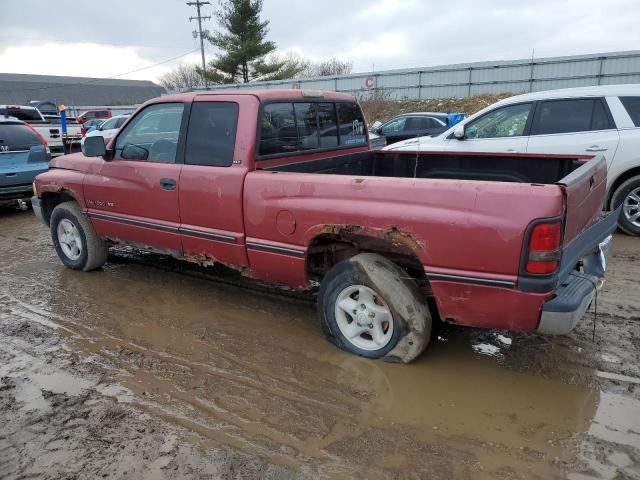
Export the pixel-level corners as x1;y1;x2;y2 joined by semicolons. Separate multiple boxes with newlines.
526;222;561;274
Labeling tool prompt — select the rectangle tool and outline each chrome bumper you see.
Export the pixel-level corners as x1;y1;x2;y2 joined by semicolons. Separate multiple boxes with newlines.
537;235;612;335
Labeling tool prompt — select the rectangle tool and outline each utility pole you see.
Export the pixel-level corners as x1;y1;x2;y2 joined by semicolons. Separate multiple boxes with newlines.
187;1;211;89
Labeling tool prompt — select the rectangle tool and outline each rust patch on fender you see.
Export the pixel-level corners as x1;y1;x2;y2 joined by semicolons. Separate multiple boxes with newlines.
317;224;424;253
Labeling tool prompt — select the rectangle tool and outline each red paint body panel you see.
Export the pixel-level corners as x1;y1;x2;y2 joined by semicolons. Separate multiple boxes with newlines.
84;159;182;251
429;280;553;331
243;171;564;277
33;90;610;334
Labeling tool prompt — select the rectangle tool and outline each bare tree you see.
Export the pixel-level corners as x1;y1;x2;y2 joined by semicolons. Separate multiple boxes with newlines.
158;63;203;91
302;58;353;77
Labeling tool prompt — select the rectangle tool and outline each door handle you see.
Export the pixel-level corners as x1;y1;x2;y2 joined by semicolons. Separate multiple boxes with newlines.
159;178;176;191
585;145;608;152
506;149;518;153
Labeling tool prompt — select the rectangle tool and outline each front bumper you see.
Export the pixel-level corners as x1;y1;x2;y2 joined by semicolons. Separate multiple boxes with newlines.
31;196;46;224
537;235;612;335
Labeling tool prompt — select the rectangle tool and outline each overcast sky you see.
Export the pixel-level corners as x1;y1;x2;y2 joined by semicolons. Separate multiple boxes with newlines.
1;0;639;83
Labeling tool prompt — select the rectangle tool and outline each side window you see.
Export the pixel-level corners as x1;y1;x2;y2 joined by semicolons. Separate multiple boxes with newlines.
425;117;444;129
317;103;338;148
530;99;614;135
115;117;128;128
185;102;238;167
115;103;184;163
381;117;406;135
100;117;119;130
294;103;319;151
404;116;430;130
259;103;297;156
465;103;532;139
337;103;366;146
620;96;640;127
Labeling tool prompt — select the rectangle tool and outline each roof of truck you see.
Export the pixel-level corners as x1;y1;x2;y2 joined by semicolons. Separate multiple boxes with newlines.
157;89;357;103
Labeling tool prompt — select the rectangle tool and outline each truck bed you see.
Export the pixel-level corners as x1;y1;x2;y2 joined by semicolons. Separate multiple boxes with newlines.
262;150;587;185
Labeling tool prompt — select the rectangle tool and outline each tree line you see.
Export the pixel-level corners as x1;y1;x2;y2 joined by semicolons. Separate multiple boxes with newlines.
159;0;353;91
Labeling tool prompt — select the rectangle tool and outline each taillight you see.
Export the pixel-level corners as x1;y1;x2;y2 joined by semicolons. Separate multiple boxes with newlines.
526;222;561;274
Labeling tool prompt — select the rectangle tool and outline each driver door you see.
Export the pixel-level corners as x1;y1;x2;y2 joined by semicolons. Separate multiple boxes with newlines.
83;102;186;253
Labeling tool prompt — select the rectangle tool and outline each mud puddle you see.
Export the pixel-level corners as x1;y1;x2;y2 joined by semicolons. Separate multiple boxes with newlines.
1;208;639;479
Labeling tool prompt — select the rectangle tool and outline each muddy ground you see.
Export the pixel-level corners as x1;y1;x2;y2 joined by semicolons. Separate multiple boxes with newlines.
0;207;638;480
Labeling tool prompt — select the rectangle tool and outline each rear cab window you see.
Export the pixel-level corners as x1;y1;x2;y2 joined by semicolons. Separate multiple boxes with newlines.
0;108;43;122
530;98;614;135
620;97;640;127
258;100;366;157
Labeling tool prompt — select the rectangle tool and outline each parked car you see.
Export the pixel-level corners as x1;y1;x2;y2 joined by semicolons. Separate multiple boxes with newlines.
81;119;105;136
0;115;50;207
385;84;640;235
369;112;450;148
32;90;616;363
81;115;129;145
0;105;82;157
76;109;112;124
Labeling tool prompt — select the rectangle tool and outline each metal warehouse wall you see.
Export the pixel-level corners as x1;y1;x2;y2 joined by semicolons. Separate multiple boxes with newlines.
197;50;640;100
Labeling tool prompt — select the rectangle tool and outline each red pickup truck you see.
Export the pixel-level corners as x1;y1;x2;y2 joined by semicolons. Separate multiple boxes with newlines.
32;89;618;363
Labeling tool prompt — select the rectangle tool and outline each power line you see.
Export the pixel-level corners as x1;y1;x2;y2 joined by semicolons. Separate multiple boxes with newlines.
187;1;212;89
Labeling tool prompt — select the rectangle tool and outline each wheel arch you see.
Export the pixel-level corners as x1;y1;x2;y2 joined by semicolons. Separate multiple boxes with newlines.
608;165;640;208
305;225;440;320
40;189;79;226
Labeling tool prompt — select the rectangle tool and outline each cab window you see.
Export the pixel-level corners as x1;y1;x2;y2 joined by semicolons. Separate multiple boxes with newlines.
337;103;366;146
114;103;184;163
185;102;238;167
465;103;532;139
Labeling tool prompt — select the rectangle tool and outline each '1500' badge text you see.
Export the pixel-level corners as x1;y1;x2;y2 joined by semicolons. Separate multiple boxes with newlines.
86;199;115;207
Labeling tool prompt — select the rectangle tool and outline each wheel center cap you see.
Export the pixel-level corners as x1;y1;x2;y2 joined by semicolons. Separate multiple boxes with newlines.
356;311;368;326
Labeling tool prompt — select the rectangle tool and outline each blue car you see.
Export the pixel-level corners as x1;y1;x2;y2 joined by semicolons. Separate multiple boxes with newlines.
0;115;50;207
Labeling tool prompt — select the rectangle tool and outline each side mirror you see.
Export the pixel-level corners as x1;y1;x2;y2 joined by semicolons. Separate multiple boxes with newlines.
82;135;106;157
453;124;465;140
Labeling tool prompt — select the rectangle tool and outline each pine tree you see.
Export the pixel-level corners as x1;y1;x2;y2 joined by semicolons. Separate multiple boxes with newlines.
202;0;285;83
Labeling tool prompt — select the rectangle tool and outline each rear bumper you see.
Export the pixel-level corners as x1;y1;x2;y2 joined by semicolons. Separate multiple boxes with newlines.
537;234;612;334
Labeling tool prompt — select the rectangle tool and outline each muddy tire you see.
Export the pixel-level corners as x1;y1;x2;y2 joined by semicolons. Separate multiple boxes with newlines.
50;201;109;271
611;175;640;236
317;253;432;363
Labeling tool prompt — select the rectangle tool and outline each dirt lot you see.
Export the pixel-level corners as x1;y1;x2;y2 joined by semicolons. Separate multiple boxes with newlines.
0;207;638;480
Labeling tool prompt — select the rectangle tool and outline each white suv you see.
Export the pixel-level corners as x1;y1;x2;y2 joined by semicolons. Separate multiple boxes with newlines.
385;85;640;235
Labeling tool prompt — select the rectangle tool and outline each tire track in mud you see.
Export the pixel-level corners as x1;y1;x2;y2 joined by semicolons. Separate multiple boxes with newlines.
0;281;370;472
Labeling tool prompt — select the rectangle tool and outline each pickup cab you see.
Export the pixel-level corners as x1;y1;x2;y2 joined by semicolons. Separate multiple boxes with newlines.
31;90;618;363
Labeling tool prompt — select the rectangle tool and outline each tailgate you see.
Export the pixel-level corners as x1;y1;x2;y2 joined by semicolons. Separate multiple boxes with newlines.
558;155;607;245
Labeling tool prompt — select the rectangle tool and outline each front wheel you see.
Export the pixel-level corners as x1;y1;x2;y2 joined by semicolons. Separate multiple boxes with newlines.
611;174;640;236
50;201;109;271
317;253;432;363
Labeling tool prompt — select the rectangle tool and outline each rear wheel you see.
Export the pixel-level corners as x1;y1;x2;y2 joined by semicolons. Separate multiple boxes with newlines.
611;175;640;236
318;253;432;363
50;201;109;271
